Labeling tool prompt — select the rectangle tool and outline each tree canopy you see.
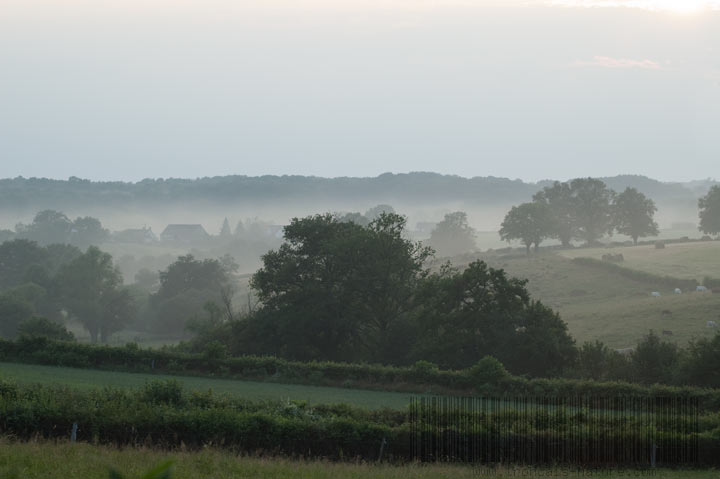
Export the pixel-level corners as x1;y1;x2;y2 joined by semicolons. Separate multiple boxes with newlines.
205;212;580;376
532;181;577;247
698;185;720;236
148;254;234;334
499;202;554;254
428;211;477;257
570;178;615;244
612;187;659;244
518;178;659;247
56;246;134;343
250;213;431;363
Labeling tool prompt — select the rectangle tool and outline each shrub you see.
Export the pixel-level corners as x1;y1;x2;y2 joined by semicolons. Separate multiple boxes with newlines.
410;360;439;382
17;316;75;341
140;379;184;406
203;340;228;360
468;355;510;386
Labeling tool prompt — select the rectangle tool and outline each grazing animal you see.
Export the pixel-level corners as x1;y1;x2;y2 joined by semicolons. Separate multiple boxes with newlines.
515;326;527;333
707;321;717;328
615;347;635;356
651;292;661;297
696;285;708;292
662;330;673;336
674;288;682;294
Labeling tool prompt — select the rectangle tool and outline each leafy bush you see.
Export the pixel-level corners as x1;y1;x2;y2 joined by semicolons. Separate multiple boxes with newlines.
17;316;74;341
140;379;184;406
468;356;510;385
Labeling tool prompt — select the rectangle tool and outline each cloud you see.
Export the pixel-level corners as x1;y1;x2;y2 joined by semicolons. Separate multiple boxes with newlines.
545;0;720;12
574;56;662;69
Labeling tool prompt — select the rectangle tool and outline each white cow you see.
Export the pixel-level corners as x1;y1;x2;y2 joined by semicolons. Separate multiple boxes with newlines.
674;288;682;294
697;286;708;292
707;321;717;328
651;292;661;297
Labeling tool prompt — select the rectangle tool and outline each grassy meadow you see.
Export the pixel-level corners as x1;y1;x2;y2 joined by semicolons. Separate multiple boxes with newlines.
557;240;720;282
0;440;716;479
475;246;720;349
0;361;417;410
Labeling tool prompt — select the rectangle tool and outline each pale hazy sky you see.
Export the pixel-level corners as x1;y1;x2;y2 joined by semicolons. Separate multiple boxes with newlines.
1;0;718;182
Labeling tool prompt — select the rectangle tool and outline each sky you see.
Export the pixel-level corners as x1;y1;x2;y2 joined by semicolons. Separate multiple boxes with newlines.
1;0;718;183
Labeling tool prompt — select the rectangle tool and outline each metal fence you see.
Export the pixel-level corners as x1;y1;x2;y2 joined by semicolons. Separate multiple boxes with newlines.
409;396;702;466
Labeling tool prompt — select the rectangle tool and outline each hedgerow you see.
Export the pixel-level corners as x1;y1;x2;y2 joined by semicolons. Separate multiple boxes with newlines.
571;257;699;290
2;338;720;412
0;379;718;464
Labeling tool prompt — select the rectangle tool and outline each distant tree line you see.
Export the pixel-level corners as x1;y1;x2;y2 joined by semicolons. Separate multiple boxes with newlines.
0;238;237;343
500;179;720;252
500;179;651;252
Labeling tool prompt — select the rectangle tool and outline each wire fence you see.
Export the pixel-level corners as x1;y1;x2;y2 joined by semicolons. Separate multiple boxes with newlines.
409;396;703;466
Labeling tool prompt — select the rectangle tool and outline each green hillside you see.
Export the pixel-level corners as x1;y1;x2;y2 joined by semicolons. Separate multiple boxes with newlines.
558;240;720;282
475;248;720;349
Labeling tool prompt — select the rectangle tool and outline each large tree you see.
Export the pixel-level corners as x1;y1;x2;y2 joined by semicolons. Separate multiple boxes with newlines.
249;213;431;363
0;293;34;339
428;211;477;257
70;216;109;248
569;178;615;244
16;210;72;245
413;261;576;374
611;187;659;244
57;246;134;342
532;181;577;247
499;202;554;254
698;185;720;236
149;254;233;334
0;239;49;290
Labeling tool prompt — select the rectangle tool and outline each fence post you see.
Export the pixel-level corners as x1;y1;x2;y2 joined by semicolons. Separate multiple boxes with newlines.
378;437;387;462
651;443;657;468
70;422;78;442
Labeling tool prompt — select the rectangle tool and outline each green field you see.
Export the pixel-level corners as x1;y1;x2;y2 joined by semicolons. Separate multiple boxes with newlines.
557;240;720;282
0;440;716;479
0;362;417;410
474;248;720;348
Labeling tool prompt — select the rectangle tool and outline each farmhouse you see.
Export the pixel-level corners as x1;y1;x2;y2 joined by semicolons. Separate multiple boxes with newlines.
160;224;210;243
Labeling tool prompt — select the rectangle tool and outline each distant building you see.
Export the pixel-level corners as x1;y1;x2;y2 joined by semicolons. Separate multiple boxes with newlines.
160;224;209;243
112;227;158;244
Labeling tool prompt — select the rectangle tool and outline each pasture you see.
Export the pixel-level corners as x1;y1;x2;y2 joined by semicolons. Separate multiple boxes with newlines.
557;240;720;282
0;362;416;410
1;440;717;479
476;251;720;348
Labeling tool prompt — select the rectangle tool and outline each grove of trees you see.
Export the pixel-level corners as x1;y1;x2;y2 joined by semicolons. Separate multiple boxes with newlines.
187;213;577;376
501;178;660;250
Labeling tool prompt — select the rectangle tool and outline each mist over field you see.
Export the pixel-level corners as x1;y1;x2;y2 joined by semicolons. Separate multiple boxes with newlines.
3;0;720;472
0;173;714;239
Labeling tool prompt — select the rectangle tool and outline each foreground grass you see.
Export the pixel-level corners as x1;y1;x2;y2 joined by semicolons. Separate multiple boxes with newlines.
0;361;417;410
0;440;717;479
